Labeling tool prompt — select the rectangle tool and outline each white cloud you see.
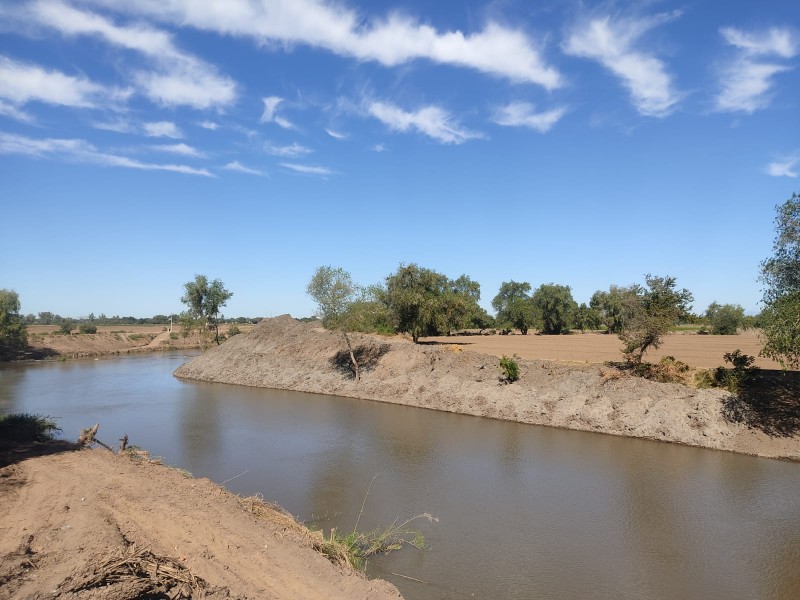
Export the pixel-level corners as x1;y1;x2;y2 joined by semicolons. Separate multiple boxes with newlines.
143;121;183;138
325;128;348;140
223;160;267;176
0;55;121;109
563;13;682;117
22;0;236;109
280;162;334;176
0;131;212;176
92;118;135;133
0;100;34;123
492;101;567;132
368;101;482;144
720;27;798;58
77;0;561;89
265;141;312;157
152;143;206;157
260;96;294;129
371;143;387;152
198;120;219;130
765;155;799;178
715;27;797;114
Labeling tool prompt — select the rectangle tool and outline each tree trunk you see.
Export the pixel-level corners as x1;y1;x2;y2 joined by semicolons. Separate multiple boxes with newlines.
343;331;360;383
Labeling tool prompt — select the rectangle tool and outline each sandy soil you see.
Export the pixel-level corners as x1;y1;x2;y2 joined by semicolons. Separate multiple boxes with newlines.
15;325;254;361
421;329;780;370
175;316;800;461
0;444;401;600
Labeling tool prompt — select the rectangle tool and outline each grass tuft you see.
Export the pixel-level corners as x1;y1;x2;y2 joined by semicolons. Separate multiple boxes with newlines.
0;413;60;443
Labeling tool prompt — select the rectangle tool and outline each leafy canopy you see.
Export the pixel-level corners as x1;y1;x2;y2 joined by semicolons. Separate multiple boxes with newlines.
492;281;535;334
531;283;577;335
618;275;693;364
759;193;800;368
0;289;27;351
180;275;233;345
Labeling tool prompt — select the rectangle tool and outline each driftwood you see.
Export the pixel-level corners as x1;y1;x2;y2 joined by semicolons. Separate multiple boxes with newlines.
77;424;115;453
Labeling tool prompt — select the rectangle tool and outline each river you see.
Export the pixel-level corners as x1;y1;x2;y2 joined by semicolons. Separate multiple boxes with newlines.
1;352;799;599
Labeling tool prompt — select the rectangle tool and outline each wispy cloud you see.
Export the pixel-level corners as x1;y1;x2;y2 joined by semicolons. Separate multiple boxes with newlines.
563;13;682;117
198;120;219;130
87;0;562;89
368;101;482;144
152;143;205;157
492;102;567;132
0;100;34;123
0;54;126;111
223;160;267;176
260;96;294;129
0;131;212;176
372;143;387;153
280;162;334;176
19;0;236;109
325;128;348;140
265;141;312;157
143;121;183;138
715;27;797;113
765;154;799;178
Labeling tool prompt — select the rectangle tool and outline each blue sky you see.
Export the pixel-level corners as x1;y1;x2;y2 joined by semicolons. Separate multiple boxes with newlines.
1;0;798;319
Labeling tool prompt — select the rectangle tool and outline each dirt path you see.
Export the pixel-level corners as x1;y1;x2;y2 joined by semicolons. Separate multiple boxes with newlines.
175;316;800;461
0;445;401;600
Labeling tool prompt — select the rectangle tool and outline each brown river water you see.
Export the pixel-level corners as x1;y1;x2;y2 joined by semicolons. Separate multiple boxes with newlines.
1;352;799;599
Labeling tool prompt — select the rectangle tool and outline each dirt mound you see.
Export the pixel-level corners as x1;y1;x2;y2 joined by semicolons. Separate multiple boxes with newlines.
174;316;800;460
0;446;401;600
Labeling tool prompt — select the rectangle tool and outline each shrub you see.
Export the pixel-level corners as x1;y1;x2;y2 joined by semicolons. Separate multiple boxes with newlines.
227;324;241;337
59;321;74;335
694;350;758;394
499;355;519;383
632;356;690;383
169;332;179;340
0;413;60;443
79;324;97;334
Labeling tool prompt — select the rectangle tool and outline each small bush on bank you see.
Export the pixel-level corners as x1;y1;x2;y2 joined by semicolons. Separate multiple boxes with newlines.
499;355;520;383
694;350;758;395
227;324;241;337
59;321;74;335
79;324;97;334
0;413;60;443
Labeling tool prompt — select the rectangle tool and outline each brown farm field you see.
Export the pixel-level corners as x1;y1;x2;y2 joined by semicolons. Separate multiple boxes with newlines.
420;329;785;370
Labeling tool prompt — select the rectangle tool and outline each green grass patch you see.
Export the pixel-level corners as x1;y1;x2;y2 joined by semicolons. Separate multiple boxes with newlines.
0;413;60;443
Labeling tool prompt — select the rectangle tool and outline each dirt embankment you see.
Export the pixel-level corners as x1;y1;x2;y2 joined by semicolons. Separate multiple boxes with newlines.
11;325;254;361
175;316;800;461
0;444;401;600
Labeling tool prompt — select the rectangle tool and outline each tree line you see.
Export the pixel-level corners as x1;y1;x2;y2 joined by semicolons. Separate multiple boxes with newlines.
2;193;798;369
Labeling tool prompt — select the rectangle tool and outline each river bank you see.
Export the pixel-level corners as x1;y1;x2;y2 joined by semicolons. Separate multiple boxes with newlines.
175;316;800;461
0;441;402;600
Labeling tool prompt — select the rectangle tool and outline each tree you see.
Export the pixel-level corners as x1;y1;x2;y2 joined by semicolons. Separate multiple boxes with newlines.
0;289;27;351
492;281;535;334
705;302;745;335
590;286;638;334
531;283;578;334
382;264;479;342
180;275;233;345
573;303;602;332
618;275;693;364
307;266;363;381
759;192;800;368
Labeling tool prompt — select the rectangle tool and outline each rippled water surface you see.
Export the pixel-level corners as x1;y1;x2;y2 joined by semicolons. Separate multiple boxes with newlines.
2;352;799;599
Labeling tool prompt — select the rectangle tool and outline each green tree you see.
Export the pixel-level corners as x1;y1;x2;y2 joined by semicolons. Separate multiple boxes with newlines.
531;283;578;334
383;264;466;343
760;192;800;368
705;302;745;335
492;281;535;334
0;289;27;351
590;286;639;334
618;275;694;364
180;275;233;345
573;302;602;332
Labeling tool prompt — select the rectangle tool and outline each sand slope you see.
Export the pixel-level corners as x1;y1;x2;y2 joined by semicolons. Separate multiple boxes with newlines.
0;445;401;600
175;316;800;461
